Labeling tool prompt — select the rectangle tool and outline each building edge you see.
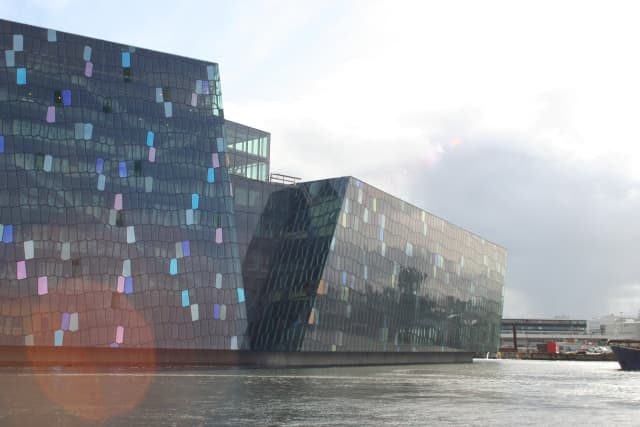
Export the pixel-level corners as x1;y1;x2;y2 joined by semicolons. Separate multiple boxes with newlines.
0;346;472;367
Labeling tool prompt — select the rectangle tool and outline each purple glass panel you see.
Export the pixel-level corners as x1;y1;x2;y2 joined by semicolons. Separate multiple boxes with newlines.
2;224;13;243
96;158;104;174
84;62;93;77
46;106;55;123
213;304;220;319
61;312;70;331
182;240;190;257
125;276;133;294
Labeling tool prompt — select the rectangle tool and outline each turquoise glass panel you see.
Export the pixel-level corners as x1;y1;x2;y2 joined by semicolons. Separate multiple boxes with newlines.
122;52;131;67
54;330;64;346
16;68;26;85
181;289;190;307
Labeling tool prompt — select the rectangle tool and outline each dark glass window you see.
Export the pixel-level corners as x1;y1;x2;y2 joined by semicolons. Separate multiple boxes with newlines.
103;97;112;113
116;211;125;227
71;258;81;276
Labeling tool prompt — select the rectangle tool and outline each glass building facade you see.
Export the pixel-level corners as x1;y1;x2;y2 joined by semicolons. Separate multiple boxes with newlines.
0;19;506;357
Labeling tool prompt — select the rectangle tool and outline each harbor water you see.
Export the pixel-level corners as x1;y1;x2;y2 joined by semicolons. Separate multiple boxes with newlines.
0;359;638;426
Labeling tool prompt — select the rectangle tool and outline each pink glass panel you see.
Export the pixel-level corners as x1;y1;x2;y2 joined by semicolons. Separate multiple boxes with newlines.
17;261;26;280
84;61;93;77
116;326;124;344
212;153;219;168
38;276;48;295
215;227;223;244
149;147;156;162
114;193;122;210
117;276;125;293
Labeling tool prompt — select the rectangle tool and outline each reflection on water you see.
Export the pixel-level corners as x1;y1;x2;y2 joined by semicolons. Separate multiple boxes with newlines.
0;360;638;426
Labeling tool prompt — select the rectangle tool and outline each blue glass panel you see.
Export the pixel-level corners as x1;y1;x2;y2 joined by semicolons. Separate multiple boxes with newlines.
125;277;133;294
84;123;93;139
182;240;190;257
146;131;154;147
13;34;23;51
216;137;225;152
342;271;347;286
5;50;14;67
62;89;71;106
237;288;245;303
122;52;131;67
97;174;106;191
191;193;199;209
2;224;13;243
96;158;104;174
379;227;384;241
119;161;127;177
207;168;215;183
181;289;190;307
170;258;178;275
16;67;26;85
0;136;4;153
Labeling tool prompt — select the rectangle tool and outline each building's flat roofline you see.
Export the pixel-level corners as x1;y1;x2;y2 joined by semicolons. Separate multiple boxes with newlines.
1;18;220;67
315;175;507;251
224;119;271;137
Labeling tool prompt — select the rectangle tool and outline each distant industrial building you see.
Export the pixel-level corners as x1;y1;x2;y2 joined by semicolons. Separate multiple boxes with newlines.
592;315;640;340
500;318;607;353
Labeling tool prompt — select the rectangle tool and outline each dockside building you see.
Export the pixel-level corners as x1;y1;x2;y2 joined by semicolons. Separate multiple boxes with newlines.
0;19;506;365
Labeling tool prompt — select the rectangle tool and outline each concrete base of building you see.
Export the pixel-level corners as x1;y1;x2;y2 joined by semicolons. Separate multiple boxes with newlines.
0;346;473;367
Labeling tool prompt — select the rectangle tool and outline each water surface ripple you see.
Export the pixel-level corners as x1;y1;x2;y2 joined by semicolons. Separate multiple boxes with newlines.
0;359;637;426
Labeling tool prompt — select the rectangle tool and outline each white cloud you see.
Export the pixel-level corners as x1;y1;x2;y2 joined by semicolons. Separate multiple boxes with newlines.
5;0;640;317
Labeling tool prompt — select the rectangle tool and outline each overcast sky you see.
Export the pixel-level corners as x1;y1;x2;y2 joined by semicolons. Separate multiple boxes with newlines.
4;0;640;319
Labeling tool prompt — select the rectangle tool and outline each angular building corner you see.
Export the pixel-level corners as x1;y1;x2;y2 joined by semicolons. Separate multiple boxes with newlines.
0;19;506;366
